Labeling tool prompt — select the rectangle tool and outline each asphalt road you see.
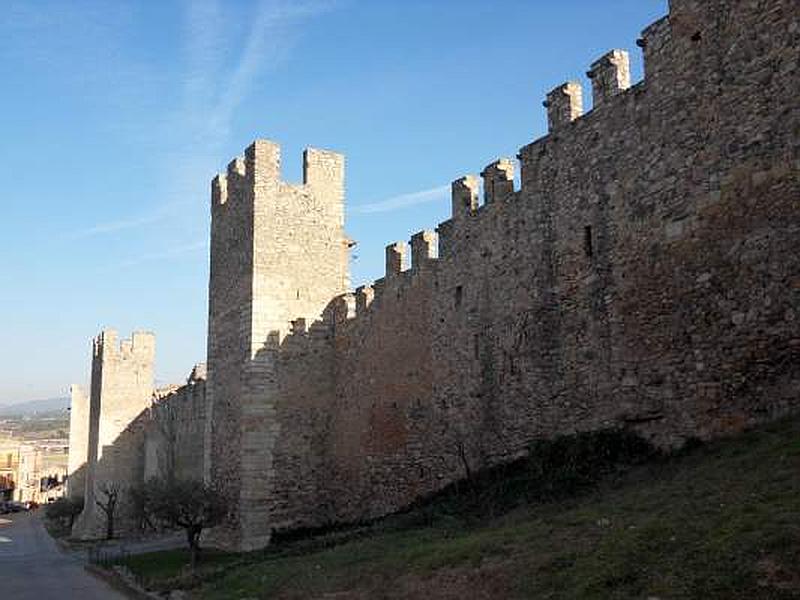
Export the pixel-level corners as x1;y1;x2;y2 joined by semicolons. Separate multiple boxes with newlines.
0;510;126;599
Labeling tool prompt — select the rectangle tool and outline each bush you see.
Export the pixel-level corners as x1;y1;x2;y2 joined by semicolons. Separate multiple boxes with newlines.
143;478;228;568
413;428;659;524
45;496;84;530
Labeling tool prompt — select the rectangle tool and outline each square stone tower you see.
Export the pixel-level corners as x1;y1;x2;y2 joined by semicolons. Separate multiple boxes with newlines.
205;140;350;550
72;329;155;539
67;384;89;499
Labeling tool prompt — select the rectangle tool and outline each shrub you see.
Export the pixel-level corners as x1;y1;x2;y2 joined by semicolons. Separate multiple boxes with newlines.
45;496;84;530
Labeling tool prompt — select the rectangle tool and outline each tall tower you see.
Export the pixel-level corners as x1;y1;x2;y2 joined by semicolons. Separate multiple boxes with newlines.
72;329;155;538
205;140;350;550
67;384;89;499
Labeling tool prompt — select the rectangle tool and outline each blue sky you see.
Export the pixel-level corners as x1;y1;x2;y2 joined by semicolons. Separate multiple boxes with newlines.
0;0;667;404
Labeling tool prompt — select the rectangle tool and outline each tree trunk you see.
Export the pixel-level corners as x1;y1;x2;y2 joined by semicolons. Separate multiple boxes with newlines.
106;512;114;540
187;527;201;569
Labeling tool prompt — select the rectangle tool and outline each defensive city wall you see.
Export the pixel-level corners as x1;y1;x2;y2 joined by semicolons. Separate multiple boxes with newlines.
69;0;799;550
69;330;205;538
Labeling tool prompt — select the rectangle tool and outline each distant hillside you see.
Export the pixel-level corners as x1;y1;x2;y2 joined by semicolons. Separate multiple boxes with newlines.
0;397;69;417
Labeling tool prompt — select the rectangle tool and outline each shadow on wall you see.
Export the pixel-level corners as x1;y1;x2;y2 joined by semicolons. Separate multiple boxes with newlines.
69;374;206;540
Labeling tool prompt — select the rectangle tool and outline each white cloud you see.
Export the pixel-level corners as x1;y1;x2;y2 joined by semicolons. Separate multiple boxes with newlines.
350;185;450;215
186;0;340;144
66;213;167;240
72;0;340;242
111;241;208;270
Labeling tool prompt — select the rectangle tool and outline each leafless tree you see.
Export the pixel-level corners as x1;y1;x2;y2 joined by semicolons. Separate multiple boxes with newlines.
96;482;120;540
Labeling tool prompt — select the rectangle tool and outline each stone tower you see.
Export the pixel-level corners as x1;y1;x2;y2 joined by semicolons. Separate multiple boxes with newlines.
72;329;155;538
205;140;350;550
66;384;89;499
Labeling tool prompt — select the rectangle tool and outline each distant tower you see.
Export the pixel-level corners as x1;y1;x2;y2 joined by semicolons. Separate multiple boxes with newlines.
66;384;89;499
205;140;350;550
72;329;155;539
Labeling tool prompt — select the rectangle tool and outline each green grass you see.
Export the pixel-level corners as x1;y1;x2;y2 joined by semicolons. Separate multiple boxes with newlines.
118;416;800;599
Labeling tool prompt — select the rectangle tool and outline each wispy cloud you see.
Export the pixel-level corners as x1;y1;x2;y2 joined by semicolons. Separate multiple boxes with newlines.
350;185;450;215
111;241;208;270
66;212;167;240
73;0;339;243
186;0;340;145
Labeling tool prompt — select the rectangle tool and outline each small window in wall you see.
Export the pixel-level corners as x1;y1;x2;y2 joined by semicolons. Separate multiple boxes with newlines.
583;225;594;258
455;285;463;309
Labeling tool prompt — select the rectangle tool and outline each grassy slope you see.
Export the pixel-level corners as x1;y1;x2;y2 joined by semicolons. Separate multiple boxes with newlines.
121;417;800;599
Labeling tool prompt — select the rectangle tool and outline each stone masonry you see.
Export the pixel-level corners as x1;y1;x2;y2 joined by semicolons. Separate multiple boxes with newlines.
67;384;88;499
69;0;799;551
72;330;155;538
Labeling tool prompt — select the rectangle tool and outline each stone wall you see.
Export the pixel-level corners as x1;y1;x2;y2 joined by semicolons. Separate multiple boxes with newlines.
204;0;799;548
72;329;155;538
67;384;89;499
68;338;207;538
205;141;351;549
144;365;207;483
65;0;797;550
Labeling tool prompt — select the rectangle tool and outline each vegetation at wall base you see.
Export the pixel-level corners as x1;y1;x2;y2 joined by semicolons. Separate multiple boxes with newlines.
44;496;84;537
113;417;800;599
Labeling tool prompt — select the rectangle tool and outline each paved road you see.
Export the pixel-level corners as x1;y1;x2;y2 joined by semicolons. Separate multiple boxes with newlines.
0;511;126;599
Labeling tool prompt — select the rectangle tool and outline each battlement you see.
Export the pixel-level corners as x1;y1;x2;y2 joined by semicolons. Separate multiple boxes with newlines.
481;159;515;204
451;175;479;219
92;329;155;361
385;242;407;277
211;139;345;211
544;82;583;131
411;230;438;269
355;285;374;314
188;363;207;383
587;49;631;108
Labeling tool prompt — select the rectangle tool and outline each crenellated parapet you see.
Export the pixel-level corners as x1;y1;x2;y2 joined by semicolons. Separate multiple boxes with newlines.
451;175;479;219
210;140;344;217
481;159;515;204
587;49;631;108
544;82;583;130
73;328;156;539
385;241;407;277
92;328;155;364
355;285;374;313
410;230;438;269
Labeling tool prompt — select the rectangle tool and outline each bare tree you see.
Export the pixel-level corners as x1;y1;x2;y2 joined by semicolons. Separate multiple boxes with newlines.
96;482;120;540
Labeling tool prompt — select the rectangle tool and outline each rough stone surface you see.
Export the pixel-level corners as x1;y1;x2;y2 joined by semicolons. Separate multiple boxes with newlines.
67;383;89;498
68;0;800;551
205;141;350;549
203;0;799;548
72;330;155;539
69;349;206;537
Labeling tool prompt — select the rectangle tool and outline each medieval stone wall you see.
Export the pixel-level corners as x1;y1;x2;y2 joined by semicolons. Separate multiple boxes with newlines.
213;0;799;542
206;141;351;549
145;365;207;483
72;329;155;538
67;0;798;550
68;342;207;538
67;384;89;499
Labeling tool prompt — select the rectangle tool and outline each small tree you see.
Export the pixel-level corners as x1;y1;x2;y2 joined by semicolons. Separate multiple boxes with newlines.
146;478;227;568
129;484;157;533
45;496;84;530
96;482;120;540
